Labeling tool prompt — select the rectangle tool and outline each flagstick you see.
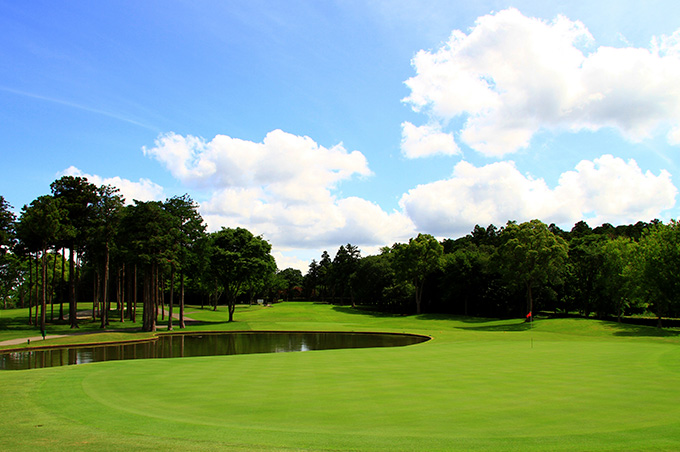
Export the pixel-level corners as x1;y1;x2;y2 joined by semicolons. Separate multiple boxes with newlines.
530;311;533;349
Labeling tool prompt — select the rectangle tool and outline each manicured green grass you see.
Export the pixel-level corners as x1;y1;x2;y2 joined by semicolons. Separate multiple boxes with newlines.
1;302;680;451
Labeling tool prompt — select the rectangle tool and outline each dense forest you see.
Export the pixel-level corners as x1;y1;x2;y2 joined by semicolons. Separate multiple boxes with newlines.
300;219;680;327
2;176;680;333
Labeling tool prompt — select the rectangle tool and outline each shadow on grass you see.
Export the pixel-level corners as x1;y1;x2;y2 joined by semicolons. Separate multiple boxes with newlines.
331;305;407;318
607;321;680;338
330;306;531;331
455;321;533;332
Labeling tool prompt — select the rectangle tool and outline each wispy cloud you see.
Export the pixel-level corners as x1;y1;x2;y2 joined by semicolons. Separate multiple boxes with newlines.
0;85;160;132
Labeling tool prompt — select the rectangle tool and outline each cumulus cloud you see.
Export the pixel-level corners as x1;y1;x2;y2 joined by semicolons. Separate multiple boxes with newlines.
202;191;415;249
143;129;371;200
403;8;680;156
399;155;676;236
145;129;415;249
61;166;165;204
556;155;677;226
401;121;460;158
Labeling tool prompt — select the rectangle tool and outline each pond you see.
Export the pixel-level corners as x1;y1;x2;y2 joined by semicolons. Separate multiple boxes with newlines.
0;331;430;370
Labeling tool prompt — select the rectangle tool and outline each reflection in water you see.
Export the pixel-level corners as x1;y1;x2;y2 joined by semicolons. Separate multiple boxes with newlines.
0;332;429;370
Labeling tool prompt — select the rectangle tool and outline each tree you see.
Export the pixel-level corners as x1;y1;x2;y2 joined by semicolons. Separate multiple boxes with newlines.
351;252;407;312
117;200;174;332
497;220;568;320
0;252;23;309
317;251;332;302
441;244;493;316
0;196;18;308
51;176;98;328
16;196;63;335
330;244;361;306
277;267;304;301
209;227;276;322
391;234;443;314
599;237;639;321
638;221;680;327
567;233;606;317
87;185;124;328
163;195;206;329
0;196;15;255
302;259;320;300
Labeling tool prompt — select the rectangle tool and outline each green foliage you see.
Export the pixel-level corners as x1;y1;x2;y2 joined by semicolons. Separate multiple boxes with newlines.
50;175;98;248
497;220;568;317
276;267;304;300
16;195;63;253
0;195;15;255
330;244;360;305
638;221;680;325
209;227;276;321
391;233;443;314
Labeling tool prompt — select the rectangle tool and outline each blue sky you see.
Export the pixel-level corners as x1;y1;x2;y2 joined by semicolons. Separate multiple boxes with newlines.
2;0;679;271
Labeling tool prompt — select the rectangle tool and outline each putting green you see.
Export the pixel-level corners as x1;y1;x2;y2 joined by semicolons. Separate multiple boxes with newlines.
1;303;680;451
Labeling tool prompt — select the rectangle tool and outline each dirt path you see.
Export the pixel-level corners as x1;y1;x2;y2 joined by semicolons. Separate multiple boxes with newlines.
0;327;142;347
0;334;71;346
161;308;197;322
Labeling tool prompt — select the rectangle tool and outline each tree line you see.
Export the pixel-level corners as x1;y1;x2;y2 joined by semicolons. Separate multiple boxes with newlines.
0;176;276;335
2;176;680;331
292;219;680;327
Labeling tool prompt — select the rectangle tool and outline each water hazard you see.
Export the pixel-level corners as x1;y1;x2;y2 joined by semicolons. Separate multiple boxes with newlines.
0;331;429;370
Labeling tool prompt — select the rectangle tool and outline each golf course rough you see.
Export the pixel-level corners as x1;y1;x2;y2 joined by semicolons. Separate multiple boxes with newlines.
1;302;679;451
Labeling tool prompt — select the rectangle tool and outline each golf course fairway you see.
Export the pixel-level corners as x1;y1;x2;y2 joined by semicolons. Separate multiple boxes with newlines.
1;302;680;451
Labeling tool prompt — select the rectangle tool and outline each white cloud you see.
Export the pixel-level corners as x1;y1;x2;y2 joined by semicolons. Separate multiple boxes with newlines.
403;8;680;156
399;155;676;236
61;166;165;204
271;249;311;273
146;129;415;250
400;121;460;158
556;155;677;226
143;129;371;201
202;191;415;249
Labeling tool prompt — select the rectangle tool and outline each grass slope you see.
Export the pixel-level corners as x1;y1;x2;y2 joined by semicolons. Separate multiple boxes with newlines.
1;302;680;451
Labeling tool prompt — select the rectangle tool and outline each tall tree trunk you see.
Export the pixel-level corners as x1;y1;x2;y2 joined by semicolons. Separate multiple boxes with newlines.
143;271;149;331
100;243;110;329
228;299;235;322
50;249;57;321
146;263;156;332
168;265;175;331
179;271;185;329
59;248;66;321
41;247;47;336
93;271;99;322
154;263;159;326
143;269;152;332
28;253;33;325
120;264;125;323
34;254;40;326
150;265;156;332
69;245;78;329
132;264;137;323
160;273;165;321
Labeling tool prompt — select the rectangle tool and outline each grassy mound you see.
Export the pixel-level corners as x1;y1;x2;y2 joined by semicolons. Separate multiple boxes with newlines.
1;302;679;451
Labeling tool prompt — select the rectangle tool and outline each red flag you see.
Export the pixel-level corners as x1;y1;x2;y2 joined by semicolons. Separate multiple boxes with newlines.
526;311;532;318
